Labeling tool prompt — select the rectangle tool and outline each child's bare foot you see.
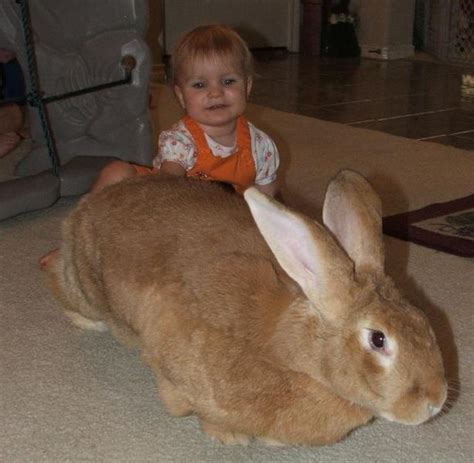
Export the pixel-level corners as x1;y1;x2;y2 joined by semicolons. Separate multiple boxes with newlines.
39;249;59;269
0;132;21;158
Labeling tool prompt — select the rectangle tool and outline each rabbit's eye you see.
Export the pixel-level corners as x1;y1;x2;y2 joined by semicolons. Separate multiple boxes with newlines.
370;330;386;350
361;328;393;360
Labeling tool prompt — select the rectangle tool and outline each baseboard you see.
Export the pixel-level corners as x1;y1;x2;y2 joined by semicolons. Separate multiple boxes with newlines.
360;44;415;60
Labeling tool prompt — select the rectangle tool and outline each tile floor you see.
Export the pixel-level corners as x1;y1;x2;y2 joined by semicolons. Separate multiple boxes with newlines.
249;50;474;151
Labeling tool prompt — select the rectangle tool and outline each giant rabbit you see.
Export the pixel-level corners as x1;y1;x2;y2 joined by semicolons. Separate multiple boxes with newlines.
43;170;447;445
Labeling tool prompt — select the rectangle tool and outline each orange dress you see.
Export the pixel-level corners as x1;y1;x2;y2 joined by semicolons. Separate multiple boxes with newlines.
133;116;256;194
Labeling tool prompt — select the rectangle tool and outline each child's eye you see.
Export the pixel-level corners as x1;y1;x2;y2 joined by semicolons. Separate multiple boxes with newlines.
191;82;205;89
223;78;236;86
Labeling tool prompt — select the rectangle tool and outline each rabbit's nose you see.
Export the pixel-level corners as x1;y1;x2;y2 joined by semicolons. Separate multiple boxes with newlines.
427;384;447;417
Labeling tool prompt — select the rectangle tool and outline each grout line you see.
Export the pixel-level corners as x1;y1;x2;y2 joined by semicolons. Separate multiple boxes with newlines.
418;129;474;140
314;93;457;109
349;107;461;126
316;99;373;107
349;118;377;125
375;107;460;121
260;77;439;106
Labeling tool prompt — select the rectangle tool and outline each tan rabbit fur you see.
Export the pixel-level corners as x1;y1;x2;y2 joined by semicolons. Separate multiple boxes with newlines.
43;170;447;446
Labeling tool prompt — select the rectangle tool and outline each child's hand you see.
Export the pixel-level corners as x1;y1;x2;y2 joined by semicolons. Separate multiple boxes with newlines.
159;161;187;177
254;180;279;198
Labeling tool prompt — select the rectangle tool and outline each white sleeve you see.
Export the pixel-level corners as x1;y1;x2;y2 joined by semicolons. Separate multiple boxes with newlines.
153;123;197;170
250;125;280;186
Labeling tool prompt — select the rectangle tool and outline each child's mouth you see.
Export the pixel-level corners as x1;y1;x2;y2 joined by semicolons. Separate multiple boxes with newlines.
207;104;227;110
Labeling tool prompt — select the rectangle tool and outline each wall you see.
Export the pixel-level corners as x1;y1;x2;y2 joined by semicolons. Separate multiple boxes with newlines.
162;0;300;54
355;0;416;59
146;0;165;80
146;0;417;64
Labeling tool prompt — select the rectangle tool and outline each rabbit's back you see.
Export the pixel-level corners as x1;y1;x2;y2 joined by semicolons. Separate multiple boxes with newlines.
61;176;292;336
79;176;266;262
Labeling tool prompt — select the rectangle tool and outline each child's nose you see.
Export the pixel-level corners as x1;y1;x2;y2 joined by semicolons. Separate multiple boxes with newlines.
208;83;223;98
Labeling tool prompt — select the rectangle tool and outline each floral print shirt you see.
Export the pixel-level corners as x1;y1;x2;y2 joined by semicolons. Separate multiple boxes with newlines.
155;119;280;185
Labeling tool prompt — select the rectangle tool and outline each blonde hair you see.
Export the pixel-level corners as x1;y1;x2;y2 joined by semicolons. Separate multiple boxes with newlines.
171;25;254;85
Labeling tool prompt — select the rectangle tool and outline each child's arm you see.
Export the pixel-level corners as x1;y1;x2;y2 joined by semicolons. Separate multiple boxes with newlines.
251;125;280;199
156;124;193;177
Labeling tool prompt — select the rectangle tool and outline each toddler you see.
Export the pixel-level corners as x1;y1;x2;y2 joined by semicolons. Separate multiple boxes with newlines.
91;24;280;196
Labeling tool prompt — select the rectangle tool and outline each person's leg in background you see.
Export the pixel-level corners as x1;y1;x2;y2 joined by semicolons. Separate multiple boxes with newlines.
0;48;27;158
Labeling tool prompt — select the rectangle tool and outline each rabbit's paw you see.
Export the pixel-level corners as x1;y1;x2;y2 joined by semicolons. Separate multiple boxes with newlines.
201;421;251;445
64;310;108;332
158;378;193;417
258;437;287;447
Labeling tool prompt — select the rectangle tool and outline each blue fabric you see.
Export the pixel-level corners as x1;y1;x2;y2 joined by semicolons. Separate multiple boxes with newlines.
1;59;25;101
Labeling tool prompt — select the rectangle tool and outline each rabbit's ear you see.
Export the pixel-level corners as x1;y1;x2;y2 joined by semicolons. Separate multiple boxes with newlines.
244;188;355;315
323;170;384;276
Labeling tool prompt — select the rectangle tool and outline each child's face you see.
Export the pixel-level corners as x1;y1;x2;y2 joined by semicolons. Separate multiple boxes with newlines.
174;56;252;131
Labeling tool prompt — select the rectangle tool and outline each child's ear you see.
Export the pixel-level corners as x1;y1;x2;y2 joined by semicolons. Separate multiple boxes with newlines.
174;85;186;109
246;77;253;98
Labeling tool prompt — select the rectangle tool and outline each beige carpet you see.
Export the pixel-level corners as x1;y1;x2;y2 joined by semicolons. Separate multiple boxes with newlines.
1;85;473;462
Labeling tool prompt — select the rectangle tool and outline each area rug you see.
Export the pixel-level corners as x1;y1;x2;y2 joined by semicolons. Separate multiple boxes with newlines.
383;194;474;257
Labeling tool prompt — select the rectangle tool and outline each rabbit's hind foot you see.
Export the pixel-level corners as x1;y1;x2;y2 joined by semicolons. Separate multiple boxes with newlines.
201;421;251;446
64;310;108;332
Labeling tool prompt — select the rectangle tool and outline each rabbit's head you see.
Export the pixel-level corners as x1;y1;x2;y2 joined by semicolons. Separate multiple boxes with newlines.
245;170;447;426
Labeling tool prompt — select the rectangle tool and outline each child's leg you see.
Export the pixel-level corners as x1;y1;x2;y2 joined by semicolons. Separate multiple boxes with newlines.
0;132;21;158
0;104;22;133
90;159;138;193
0;104;23;158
